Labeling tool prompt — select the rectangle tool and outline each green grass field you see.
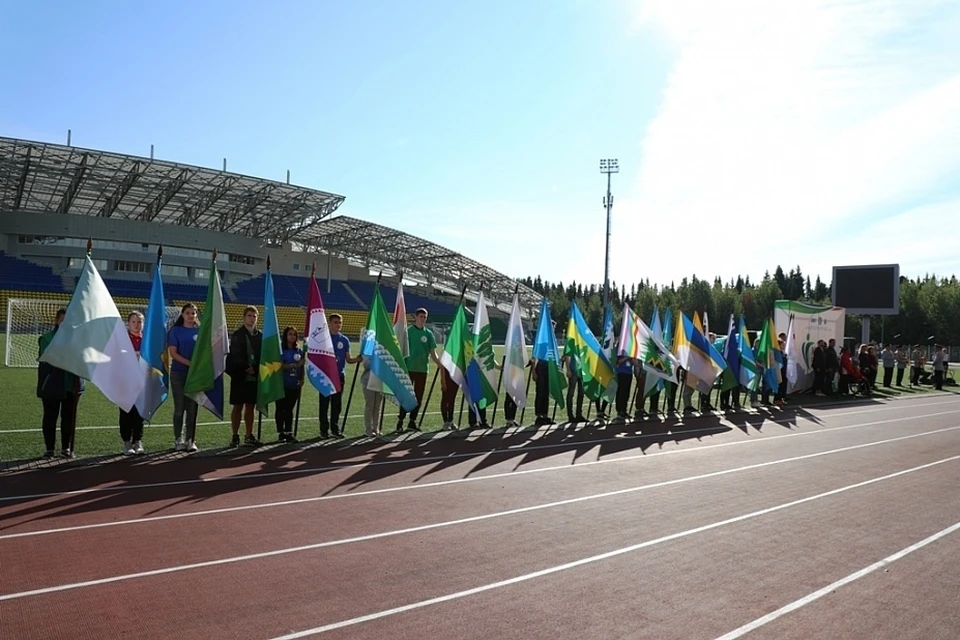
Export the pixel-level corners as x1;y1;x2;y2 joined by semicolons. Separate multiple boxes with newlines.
0;334;939;463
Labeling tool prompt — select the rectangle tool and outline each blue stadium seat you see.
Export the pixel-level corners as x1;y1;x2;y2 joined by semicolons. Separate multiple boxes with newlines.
0;252;69;293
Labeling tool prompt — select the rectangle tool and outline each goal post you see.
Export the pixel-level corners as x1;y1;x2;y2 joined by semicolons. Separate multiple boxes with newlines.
4;298;182;368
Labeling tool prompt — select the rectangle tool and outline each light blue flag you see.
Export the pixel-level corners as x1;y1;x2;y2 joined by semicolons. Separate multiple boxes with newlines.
135;256;169;421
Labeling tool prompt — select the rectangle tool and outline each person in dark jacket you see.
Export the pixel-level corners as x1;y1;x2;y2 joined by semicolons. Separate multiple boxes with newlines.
812;341;826;396
227;306;262;447
36;309;85;459
824;339;839;395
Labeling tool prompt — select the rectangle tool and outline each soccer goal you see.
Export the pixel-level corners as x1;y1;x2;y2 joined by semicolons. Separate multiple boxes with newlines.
4;298;182;368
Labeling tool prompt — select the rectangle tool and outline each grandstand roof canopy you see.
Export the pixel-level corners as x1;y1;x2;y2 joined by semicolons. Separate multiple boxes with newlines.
0;136;344;242
299;215;542;313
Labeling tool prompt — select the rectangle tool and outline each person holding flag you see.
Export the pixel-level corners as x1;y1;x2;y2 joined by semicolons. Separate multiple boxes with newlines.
501;289;529;428
119;311;146;455
36;308;84;459
304;266;348;437
532;300;565;426
168;303;200;452
395;307;441;433
321;313;360;437
227;306;263;447
276;327;304;442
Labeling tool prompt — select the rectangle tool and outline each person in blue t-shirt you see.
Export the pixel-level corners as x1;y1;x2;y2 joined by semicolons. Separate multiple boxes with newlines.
276;326;304;443
320;313;360;438
167;303;200;452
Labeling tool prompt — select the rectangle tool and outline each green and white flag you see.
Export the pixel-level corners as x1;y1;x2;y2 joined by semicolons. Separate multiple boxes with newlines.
440;301;471;403
466;291;498;410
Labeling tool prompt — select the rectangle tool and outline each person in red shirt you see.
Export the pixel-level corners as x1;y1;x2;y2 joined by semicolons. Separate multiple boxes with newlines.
120;311;146;455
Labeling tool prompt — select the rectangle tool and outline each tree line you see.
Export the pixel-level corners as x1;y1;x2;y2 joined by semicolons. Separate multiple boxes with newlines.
518;266;960;346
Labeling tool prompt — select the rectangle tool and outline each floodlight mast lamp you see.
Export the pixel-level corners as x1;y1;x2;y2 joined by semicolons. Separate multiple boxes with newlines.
600;158;619;312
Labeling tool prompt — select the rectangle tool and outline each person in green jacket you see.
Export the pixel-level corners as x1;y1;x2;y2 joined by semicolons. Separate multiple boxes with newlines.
36;309;85;459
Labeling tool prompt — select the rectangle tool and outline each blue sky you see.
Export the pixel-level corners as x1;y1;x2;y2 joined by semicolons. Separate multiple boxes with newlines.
2;0;959;288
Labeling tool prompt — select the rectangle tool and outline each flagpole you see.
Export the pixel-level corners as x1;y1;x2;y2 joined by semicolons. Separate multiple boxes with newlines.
343;270;382;433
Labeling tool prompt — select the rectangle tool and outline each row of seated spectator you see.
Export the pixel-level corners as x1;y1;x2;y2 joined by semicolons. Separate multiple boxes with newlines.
0;252;65;293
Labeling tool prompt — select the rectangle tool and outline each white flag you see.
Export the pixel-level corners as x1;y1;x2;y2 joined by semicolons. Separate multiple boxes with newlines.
785;314;799;387
503;292;529;408
393;282;409;359
39;255;145;412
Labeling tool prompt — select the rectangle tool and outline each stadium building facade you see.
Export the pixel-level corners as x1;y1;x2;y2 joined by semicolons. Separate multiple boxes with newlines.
0;137;538;365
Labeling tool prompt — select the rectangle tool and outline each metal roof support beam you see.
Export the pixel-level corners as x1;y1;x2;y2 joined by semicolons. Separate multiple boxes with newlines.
218;183;275;232
141;169;189;221
12;146;31;210
99;161;142;217
56;152;88;213
180;176;238;226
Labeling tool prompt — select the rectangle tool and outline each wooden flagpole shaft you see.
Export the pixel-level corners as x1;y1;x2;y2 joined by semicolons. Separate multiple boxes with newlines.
417;367;439;429
340;361;361;432
378;398;386;433
257;412;262;442
457;389;466;425
518;365;533;425
489;355;505;428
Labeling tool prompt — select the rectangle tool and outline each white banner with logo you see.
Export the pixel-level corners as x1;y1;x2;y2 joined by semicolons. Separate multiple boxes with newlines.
774;300;846;393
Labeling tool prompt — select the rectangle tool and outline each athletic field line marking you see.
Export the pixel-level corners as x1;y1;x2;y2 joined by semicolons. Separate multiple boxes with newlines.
2;396;956;434
1;431;957;603
713;520;960;640
3;419;960;540
2;407;958;506
262;455;960;638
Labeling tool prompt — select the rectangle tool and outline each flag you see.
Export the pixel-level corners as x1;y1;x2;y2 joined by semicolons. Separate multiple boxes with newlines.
503;291;529;409
532;298;566;409
39;254;145;412
440;301;471;404
135;257;169;420
393;281;410;359
564;301;615;401
465;291;498;411
717;315;740;392
785;314;799;387
619;303;680;385
737;316;760;391
305;271;342;397
662;308;674;350
600;303;618;402
643;306;666;399
256;267;285;416
184;261;228;419
674;311;723;393
756;317;782;392
360;285;417;410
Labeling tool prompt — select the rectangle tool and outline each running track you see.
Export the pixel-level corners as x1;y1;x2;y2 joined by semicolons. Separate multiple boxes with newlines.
1;394;959;639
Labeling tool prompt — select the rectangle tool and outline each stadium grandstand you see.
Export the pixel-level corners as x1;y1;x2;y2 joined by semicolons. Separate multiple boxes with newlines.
0;136;540;366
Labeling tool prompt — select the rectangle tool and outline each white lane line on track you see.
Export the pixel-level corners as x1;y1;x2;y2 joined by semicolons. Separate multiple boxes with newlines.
1;395;955;435
3;418;959;541
713;520;960;640
264;455;960;638
1;428;958;603
1;406;959;506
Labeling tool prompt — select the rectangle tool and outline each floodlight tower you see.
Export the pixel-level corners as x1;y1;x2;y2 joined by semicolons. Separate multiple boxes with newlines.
600;158;619;312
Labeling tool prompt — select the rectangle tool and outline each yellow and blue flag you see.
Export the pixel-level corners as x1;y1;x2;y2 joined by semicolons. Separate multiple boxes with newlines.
564;301;615;401
674;311;723;393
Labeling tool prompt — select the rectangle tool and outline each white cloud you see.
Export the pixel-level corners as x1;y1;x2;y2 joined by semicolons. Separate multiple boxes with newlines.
612;0;960;286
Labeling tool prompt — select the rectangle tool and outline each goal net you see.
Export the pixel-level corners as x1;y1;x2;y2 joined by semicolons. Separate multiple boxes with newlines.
4;298;182;368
